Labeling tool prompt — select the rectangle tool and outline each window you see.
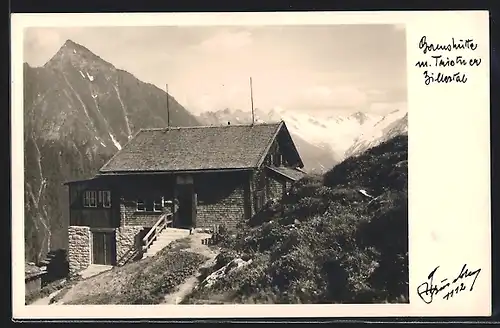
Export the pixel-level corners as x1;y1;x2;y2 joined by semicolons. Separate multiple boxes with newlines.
136;199;146;212
153;198;163;212
83;191;97;208
99;191;111;208
135;197;166;212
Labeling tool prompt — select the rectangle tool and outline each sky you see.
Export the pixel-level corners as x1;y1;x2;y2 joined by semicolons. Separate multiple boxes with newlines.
24;25;407;116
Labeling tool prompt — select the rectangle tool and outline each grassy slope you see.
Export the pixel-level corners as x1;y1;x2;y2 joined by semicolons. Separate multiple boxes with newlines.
184;135;408;304
57;238;208;305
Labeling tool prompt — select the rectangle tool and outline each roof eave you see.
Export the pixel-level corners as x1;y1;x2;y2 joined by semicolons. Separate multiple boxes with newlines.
255;121;285;168
255;120;305;169
266;166;306;181
98;167;255;176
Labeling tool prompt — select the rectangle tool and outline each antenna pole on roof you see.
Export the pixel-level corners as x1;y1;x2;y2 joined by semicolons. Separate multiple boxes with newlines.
250;77;255;126
166;84;170;129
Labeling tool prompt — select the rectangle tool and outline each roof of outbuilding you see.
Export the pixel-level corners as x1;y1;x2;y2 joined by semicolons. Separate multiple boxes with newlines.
99;122;292;173
266;166;308;181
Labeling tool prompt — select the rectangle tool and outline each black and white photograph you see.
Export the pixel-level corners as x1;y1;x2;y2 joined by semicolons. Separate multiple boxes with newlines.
12;11;490;319
22;23;408;306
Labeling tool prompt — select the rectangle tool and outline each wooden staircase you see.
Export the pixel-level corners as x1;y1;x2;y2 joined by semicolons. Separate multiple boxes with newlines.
140;212;190;259
142;228;191;258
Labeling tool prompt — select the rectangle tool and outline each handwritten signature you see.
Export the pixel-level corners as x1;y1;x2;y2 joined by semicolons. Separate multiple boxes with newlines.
416;264;481;304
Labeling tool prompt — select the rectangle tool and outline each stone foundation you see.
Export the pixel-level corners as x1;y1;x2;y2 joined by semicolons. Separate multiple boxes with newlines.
116;226;144;265
68;226;91;276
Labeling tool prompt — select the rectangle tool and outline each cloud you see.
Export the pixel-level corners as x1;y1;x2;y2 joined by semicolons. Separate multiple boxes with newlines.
368;101;407;115
25;28;62;48
184;84;253;113
295;85;368;110
197;30;253;53
24;28;64;64
23;27;86;65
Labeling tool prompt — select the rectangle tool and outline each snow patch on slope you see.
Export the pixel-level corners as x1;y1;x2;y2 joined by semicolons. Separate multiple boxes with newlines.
113;85;132;138
109;132;122;150
86;72;94;82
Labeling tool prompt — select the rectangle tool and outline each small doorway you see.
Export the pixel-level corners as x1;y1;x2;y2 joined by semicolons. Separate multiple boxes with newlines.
175;184;197;229
92;230;116;266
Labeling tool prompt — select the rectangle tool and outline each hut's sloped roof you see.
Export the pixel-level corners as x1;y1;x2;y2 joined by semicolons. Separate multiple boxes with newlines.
99;122;285;173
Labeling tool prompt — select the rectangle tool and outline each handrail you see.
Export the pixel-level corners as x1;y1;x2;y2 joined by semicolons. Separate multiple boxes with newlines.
141;212;173;251
116;245;140;266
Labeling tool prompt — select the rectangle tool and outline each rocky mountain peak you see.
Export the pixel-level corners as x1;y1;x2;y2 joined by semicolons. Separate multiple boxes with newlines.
351;111;368;125
44;39;116;74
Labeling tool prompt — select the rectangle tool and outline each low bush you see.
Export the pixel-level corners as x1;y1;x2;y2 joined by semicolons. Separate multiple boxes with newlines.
248;198;283;227
323;135;408;194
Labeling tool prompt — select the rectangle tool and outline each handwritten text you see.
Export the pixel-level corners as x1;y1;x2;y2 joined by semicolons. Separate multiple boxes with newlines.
415;36;482;85
416;264;481;304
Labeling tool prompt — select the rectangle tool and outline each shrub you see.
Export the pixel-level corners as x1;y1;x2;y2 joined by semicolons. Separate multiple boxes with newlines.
324;136;408;194
268;245;319;290
248;198;283;227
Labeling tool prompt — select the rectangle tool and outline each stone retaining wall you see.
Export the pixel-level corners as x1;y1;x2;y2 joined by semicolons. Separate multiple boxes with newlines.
116;226;144;265
67;226;91;276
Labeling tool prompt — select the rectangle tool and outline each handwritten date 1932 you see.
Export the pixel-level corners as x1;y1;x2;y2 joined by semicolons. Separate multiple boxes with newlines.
416;264;481;304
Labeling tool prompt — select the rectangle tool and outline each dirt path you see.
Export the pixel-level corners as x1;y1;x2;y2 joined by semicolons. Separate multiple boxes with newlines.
162;233;219;304
30;289;63;305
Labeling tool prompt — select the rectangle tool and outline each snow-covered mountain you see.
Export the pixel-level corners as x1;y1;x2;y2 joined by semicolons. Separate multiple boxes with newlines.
344;112;408;158
198;107;408;162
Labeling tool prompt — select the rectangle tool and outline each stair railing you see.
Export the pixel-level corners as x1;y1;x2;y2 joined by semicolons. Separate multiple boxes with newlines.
141;212;174;252
116;245;140;266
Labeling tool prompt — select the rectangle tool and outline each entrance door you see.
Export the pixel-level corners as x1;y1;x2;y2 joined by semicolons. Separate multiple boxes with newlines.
92;231;116;265
176;184;196;229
